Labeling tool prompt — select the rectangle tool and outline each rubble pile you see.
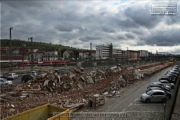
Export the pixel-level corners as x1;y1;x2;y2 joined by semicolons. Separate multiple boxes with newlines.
0;62;171;119
16;66;122;93
140;62;170;76
136;62;163;70
0;91;87;118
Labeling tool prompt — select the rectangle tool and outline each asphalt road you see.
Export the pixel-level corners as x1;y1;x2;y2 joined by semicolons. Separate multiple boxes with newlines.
83;67;172;120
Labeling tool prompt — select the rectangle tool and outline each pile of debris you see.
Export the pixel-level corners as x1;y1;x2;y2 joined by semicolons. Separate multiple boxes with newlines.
0;62;171;119
141;63;170;76
16;66;122;94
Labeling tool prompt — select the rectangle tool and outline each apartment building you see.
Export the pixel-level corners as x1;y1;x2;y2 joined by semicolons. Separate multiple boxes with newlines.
96;44;113;59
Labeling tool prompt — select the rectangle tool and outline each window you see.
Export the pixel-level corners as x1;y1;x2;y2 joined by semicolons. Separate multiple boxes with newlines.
152;92;164;95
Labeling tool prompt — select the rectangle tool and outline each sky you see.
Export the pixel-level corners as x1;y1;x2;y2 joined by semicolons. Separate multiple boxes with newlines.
1;0;180;54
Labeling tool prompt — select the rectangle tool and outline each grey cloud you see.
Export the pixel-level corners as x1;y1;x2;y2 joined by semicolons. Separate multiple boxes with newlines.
116;35;126;40
55;23;75;32
125;33;135;39
79;35;101;41
1;0;180;54
101;26;116;33
132;29;146;35
2;1;46;9
124;3;163;28
108;14;140;29
143;29;180;46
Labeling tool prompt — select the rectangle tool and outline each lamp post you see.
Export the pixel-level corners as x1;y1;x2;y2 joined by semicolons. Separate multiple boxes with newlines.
22;43;26;69
28;37;33;71
9;27;13;71
127;47;128;65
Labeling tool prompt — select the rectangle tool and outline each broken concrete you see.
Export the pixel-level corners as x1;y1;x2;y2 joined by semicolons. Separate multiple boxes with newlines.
0;62;172;119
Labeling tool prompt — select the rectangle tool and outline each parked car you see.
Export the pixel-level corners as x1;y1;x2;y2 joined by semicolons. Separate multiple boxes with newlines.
168;70;179;76
117;64;121;67
7;73;18;80
148;84;171;92
0;78;13;85
165;73;178;81
141;90;168;103
146;87;171;99
151;82;171;90
30;71;37;76
78;67;84;72
171;68;180;73
0;74;8;79
159;79;175;89
159;76;176;84
21;74;34;83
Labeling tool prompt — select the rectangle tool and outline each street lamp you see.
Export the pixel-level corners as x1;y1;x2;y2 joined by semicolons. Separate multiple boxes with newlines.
28;37;33;71
9;27;13;71
127;47;128;65
22;43;26;69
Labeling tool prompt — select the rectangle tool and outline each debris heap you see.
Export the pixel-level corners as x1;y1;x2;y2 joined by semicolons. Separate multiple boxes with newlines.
0;62;172;119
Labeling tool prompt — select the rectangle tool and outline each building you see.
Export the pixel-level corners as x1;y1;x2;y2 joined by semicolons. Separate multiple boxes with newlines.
29;49;58;61
63;50;73;59
112;49;122;62
140;50;149;57
96;44;113;59
139;50;149;61
123;50;141;62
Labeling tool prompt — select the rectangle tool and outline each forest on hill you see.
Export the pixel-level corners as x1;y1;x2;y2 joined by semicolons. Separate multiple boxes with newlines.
0;39;73;51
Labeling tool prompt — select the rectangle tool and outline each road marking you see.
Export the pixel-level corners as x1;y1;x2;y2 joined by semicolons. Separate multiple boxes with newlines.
135;98;140;101
122;107;127;112
122;103;132;112
128;103;132;107
125;111;164;112
130;104;164;106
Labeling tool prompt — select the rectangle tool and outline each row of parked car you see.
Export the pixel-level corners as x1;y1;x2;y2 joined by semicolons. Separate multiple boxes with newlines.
0;73;19;86
141;65;180;103
0;71;38;85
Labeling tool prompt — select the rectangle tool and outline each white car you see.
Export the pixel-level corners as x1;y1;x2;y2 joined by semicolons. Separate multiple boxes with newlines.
0;78;13;85
7;73;18;80
31;71;37;76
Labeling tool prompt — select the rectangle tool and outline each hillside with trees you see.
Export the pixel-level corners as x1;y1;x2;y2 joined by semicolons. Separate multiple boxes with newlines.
0;39;74;51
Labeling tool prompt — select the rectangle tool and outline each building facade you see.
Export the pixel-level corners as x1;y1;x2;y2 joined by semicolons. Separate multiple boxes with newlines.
96;44;113;59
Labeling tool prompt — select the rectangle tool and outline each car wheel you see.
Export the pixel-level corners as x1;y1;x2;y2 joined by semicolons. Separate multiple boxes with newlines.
162;98;167;103
145;98;150;103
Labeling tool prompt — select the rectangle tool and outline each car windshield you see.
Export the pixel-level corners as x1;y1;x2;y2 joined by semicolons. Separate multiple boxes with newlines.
146;91;153;95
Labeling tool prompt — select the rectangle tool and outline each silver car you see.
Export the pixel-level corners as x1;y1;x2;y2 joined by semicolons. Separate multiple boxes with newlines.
152;82;171;89
141;90;168;103
159;80;175;89
7;73;18;80
0;78;13;85
30;71;37;76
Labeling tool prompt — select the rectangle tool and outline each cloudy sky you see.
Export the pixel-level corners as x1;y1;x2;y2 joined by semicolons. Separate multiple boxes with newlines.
1;0;180;54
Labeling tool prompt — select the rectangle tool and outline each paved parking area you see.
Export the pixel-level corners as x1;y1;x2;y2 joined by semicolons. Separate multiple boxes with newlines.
82;67;173;120
122;97;165;120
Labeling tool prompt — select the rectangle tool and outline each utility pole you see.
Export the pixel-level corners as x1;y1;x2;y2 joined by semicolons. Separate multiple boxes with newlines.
28;37;33;71
127;47;128;65
22;43;26;69
121;50;123;64
9;27;13;71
